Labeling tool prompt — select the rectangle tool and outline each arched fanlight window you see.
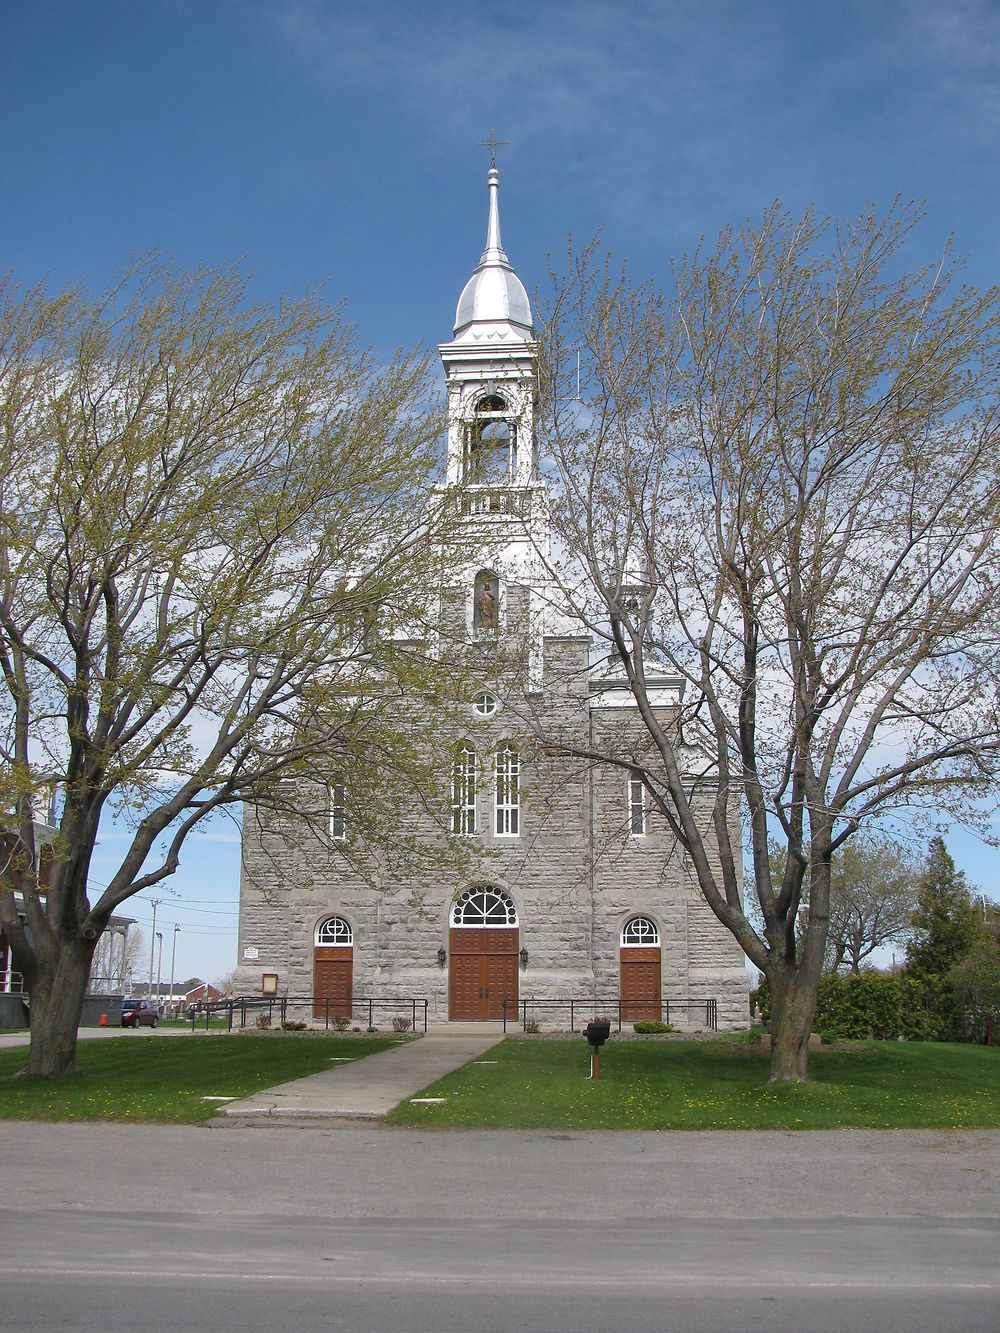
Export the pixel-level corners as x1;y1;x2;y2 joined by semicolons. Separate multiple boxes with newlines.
621;916;659;947
315;916;353;946
464;394;517;482
451;743;477;835
494;745;520;837
451;885;518;927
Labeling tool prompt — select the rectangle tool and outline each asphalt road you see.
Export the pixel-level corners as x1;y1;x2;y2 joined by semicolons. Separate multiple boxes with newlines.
1;1122;998;1332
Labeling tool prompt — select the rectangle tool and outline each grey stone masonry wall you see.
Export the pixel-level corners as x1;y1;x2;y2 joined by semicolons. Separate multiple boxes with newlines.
235;622;749;1032
585;700;749;1031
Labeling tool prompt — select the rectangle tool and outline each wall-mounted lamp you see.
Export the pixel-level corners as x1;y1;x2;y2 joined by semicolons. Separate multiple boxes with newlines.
437;946;447;969
519;946;529;971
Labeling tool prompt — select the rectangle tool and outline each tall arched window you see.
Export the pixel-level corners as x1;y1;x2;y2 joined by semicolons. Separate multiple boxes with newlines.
495;745;519;837
464;394;517;482
452;744;477;835
628;769;647;837
328;777;346;841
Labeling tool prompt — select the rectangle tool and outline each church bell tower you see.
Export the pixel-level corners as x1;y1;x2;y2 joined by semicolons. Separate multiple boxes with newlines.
438;153;550;677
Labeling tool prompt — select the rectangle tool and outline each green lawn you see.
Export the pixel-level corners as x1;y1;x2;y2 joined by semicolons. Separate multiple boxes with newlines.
161;1015;233;1030
0;1033;397;1123
386;1036;1000;1130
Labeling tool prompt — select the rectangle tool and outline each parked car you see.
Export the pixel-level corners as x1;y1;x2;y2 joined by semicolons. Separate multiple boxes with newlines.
121;998;159;1028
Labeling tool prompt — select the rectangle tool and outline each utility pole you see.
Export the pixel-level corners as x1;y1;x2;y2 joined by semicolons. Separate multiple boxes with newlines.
155;932;163;1008
169;924;180;1016
147;899;162;997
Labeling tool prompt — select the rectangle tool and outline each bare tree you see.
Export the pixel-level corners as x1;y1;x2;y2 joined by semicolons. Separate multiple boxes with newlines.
537;202;1000;1080
215;969;237;998
0;260;460;1075
826;835;918;974
766;833;919;974
88;924;144;992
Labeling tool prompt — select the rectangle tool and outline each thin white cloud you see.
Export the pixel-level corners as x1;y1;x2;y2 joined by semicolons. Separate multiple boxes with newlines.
910;0;1000;130
266;0;1000;256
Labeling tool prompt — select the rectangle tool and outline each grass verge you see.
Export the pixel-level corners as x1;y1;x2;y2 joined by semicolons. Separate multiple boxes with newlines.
386;1036;1000;1130
0;1033;397;1123
160;1016;234;1030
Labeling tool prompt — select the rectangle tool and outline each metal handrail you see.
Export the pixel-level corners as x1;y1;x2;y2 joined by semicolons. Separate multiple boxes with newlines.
189;994;430;1034
501;996;719;1033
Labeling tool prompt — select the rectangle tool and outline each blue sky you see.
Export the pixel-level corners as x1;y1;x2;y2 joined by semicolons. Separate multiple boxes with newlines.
4;1;999;981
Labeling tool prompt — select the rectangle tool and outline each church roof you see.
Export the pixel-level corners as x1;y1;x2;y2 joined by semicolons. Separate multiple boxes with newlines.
452;164;533;344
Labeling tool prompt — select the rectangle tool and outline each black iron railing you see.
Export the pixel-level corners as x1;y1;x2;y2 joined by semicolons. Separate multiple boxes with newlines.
188;994;429;1034
501;997;719;1033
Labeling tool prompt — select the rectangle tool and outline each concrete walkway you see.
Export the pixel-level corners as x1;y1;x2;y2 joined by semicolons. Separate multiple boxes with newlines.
220;1023;505;1120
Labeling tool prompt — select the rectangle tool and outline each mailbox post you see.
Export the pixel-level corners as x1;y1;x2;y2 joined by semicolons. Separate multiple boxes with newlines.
583;1018;611;1080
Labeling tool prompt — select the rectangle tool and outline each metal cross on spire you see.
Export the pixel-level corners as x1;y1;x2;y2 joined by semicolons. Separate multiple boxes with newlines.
476;128;510;168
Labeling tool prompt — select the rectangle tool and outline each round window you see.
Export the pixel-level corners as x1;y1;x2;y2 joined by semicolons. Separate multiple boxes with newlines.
473;691;498;718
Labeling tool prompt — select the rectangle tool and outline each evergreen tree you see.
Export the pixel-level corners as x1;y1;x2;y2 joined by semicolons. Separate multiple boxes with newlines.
906;837;977;1039
908;838;977;976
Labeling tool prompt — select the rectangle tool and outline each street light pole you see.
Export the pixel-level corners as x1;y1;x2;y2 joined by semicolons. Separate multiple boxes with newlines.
147;899;162;997
155;931;163;1008
169;924;180;1016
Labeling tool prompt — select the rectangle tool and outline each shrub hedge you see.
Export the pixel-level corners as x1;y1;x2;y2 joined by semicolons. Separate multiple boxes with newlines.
751;971;985;1042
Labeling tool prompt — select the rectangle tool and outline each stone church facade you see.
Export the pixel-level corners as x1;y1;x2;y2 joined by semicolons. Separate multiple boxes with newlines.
235;163;749;1030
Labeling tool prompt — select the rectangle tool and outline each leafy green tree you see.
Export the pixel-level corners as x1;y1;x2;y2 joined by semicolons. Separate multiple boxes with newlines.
538;201;1000;1081
949;937;1000;1043
0;261;457;1076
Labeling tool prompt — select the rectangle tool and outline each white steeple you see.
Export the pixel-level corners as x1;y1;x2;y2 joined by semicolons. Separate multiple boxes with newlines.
452;164;533;344
436;155;568;688
439;159;538;489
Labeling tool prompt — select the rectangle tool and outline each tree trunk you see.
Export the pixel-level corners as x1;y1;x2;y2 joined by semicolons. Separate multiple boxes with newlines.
18;938;96;1077
767;963;819;1083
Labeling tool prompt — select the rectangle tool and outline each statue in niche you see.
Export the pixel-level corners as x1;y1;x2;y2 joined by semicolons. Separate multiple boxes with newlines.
474;573;499;637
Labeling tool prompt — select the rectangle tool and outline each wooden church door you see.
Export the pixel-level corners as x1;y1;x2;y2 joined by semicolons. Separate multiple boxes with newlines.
619;917;662;1022
448;888;519;1021
313;916;354;1019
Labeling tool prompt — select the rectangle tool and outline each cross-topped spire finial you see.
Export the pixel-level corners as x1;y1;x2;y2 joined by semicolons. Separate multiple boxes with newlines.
476;127;510;169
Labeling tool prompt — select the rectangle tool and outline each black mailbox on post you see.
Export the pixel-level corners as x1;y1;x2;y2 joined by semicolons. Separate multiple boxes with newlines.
584;1019;611;1048
583;1019;611;1080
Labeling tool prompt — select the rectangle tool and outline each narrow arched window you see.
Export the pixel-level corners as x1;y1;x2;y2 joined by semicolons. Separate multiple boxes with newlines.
628;769;646;837
328;777;346;841
495;745;520;837
452;744;477;835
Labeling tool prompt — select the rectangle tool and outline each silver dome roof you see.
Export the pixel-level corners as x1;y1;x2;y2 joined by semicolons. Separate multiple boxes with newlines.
453;165;533;342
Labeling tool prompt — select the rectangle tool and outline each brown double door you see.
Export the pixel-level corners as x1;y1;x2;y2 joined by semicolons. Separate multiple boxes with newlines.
449;927;518;1021
620;947;662;1021
314;945;353;1019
